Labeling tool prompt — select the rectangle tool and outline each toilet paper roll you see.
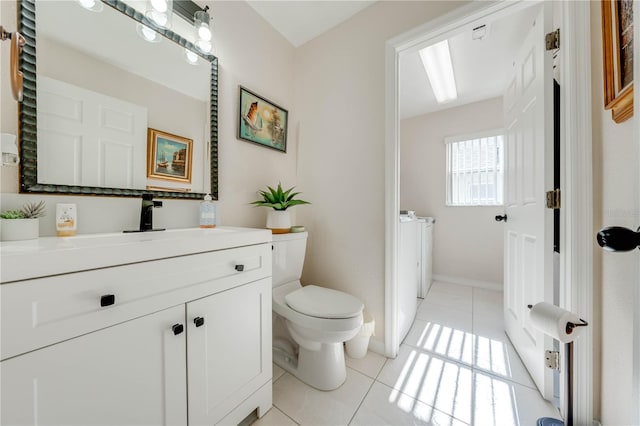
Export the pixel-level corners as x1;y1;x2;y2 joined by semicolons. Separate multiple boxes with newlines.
529;302;584;343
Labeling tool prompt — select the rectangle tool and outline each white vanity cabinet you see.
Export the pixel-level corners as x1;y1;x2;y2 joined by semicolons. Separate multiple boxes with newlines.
0;227;273;426
1;305;188;425
187;278;272;425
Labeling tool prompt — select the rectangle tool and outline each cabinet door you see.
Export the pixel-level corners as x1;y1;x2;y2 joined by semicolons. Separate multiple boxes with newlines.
0;305;187;426
187;278;272;425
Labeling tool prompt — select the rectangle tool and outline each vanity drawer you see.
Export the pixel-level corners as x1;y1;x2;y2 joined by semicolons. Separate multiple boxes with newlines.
1;243;271;360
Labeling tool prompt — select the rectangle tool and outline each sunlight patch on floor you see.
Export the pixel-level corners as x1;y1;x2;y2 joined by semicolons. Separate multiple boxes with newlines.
475;372;519;425
390;348;472;424
415;321;474;365
393;320;526;425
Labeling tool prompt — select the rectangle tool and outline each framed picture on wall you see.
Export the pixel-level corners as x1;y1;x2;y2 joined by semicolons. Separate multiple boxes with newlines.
601;0;634;123
146;128;193;183
238;86;288;153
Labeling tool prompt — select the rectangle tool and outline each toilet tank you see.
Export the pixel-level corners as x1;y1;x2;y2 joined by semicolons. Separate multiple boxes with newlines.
271;231;308;287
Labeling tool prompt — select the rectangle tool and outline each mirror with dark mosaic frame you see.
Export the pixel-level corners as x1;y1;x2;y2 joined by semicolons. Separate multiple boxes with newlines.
18;0;218;199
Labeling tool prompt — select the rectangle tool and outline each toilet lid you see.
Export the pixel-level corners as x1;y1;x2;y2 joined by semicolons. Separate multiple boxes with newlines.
285;285;363;319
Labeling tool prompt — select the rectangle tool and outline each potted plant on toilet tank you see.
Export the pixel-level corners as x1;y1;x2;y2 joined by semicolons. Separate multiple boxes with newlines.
251;183;309;234
0;200;46;241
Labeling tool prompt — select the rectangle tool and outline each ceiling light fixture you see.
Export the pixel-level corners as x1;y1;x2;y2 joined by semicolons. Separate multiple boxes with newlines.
419;40;458;104
146;0;173;29
194;6;212;54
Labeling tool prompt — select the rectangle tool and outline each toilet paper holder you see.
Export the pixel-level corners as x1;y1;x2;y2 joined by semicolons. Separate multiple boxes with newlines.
526;303;588;426
564;318;589;333
527;304;589;333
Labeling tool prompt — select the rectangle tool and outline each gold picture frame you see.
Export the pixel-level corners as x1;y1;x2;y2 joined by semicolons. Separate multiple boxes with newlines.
146;128;193;183
601;0;634;123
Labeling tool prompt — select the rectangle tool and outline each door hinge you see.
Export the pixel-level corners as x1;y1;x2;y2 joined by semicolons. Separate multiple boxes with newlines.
546;189;561;209
545;350;560;370
545;29;560;50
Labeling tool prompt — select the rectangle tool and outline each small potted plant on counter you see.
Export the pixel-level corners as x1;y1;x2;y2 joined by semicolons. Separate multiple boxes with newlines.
0;200;46;241
251;183;310;234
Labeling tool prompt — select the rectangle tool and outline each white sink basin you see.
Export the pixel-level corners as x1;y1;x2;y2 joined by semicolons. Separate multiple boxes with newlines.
0;227;271;283
62;227;237;247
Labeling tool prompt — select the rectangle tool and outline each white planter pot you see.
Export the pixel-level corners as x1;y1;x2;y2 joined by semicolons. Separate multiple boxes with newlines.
266;210;291;234
0;218;40;241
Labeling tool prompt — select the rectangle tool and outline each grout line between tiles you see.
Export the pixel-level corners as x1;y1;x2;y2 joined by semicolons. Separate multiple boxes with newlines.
374;356;389;381
471;287;477;426
277;406;301;426
346;372;376;426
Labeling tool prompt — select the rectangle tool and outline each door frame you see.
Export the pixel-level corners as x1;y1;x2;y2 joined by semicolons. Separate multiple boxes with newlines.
384;1;593;423
633;3;640;424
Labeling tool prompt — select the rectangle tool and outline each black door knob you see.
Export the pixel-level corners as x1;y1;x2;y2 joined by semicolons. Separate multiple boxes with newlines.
235;264;244;272
194;317;205;327
100;294;115;307
495;215;508;222
172;324;184;335
597;226;640;252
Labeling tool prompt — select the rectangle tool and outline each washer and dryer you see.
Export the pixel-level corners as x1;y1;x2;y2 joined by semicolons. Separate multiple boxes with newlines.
398;213;434;343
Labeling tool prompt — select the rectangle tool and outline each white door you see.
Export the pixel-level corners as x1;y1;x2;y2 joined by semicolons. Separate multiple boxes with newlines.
502;3;555;400
0;305;187;425
187;279;272;425
37;76;147;189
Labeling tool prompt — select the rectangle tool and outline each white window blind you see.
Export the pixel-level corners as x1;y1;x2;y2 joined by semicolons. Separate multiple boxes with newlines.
446;133;504;206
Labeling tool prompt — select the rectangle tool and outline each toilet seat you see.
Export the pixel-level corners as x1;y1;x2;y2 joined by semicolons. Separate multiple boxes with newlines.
273;281;363;334
285;285;363;319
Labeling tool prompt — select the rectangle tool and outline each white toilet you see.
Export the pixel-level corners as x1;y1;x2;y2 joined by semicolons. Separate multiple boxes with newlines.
271;231;364;391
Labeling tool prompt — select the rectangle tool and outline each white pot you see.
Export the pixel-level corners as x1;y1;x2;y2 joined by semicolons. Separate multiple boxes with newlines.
0;218;40;241
266;210;291;234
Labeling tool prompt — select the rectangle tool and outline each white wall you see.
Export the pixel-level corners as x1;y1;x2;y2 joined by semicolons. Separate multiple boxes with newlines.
590;2;638;423
294;1;471;343
400;98;504;287
1;0;300;234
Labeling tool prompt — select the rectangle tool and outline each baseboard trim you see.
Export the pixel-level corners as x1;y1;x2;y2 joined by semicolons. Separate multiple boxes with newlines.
432;274;502;291
368;338;386;357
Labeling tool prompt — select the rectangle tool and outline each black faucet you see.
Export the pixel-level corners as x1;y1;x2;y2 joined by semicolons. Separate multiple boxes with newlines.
139;193;164;232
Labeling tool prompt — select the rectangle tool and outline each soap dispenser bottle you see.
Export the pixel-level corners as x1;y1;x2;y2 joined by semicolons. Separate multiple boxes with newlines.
199;193;216;228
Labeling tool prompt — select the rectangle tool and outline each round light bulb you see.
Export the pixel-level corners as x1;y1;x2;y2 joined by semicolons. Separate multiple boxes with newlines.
141;26;158;42
78;0;96;9
150;0;168;13
198;24;212;41
185;49;199;64
195;39;212;53
150;10;168;27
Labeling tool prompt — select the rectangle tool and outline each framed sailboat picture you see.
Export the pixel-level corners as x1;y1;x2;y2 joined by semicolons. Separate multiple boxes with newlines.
238;86;288;153
601;0;634;123
147;128;193;183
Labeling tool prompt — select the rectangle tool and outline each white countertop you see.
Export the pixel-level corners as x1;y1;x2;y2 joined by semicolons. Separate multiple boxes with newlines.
0;227;272;283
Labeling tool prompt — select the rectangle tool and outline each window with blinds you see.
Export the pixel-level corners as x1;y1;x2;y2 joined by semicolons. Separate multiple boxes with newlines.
446;132;504;206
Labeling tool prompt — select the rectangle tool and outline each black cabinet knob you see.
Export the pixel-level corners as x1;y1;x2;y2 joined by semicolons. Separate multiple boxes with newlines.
194;317;205;327
235;264;244;272
100;294;115;307
172;324;184;335
597;226;640;252
495;215;508;222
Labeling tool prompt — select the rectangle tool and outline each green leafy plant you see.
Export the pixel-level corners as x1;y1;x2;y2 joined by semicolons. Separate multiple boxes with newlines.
251;183;310;211
0;200;46;219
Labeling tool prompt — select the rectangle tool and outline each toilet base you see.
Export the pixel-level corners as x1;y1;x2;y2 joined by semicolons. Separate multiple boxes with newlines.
273;341;347;391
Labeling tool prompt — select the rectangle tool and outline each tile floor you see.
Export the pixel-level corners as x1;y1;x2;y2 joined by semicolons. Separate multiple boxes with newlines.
255;282;561;426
